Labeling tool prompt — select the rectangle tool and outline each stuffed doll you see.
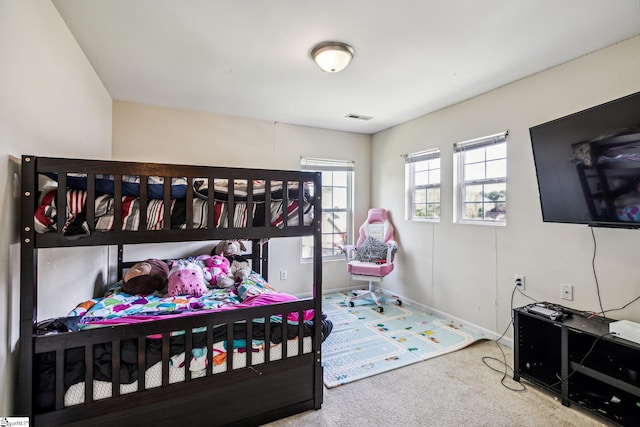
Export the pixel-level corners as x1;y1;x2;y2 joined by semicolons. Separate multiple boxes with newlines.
213;240;252;283
167;259;209;297
196;254;234;288
122;258;169;295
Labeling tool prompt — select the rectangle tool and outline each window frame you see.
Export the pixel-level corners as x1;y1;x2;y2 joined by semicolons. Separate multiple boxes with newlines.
405;148;441;222
301;157;354;260
453;131;508;225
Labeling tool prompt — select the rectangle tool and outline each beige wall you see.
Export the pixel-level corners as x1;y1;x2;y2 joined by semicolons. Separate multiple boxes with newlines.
112;101;371;296
372;36;640;337
0;1;112;415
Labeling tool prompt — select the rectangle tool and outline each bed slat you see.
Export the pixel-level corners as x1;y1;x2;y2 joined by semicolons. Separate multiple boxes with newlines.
226;323;233;372
137;336;146;391
112;340;121;398
264;316;271;363
246;180;254;228
246;320;253;367
282;181;289;228
139;175;148;231
265;180;272;226
56;174;67;235
162;334;170;386
184;328;193;381
185;176;194;229
163;176;171;230
281;314;288;359
114;175;122;231
298;310;304;355
86;174;96;231
55;349;64;410
206;324;214;376
207;177;214;229
85;345;94;403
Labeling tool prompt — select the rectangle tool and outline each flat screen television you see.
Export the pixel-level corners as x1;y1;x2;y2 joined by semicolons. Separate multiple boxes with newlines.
530;91;640;228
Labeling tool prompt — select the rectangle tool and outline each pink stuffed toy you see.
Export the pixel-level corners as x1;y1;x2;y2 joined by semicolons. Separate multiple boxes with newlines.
198;254;234;288
167;259;209;297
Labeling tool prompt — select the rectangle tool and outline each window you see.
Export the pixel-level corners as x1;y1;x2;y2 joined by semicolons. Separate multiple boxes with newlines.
405;149;440;221
454;131;507;224
301;158;354;259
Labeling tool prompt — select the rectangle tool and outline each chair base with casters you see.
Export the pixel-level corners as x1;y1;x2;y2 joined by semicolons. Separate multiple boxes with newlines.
348;276;402;313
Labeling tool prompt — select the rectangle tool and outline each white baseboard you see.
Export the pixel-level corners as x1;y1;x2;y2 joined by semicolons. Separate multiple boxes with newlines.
319;286;513;348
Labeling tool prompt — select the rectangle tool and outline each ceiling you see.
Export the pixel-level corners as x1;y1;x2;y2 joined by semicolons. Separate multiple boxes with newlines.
53;0;640;135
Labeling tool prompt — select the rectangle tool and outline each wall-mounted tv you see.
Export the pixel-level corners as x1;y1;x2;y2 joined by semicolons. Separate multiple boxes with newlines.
530;91;640;228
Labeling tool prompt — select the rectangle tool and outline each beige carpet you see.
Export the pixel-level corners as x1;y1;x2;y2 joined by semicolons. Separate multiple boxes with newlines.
264;340;611;427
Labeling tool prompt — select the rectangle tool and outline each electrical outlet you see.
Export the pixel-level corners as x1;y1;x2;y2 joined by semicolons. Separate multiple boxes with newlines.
561;283;573;300
514;274;525;290
280;269;287;280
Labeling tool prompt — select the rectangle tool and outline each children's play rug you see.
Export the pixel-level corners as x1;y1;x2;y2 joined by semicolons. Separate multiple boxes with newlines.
322;292;485;388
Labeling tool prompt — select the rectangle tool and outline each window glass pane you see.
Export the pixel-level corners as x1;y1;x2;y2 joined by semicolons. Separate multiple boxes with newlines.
427;188;440;203
415;170;429;186
427;204;440;219
464;163;485;181
333;171;347;187
321;187;333;209
321;232;346;256
321;233;335;249
463;148;485;164
429;158;440;170
413;204;426;218
484;183;506;202
330;211;348;233
485;203;506;221
332;187;347;209
414;189;426;203
486;143;506;160
414;161;429;172
428;169;440;185
321;170;333;186
301;236;313;258
465;184;484;202
464;202;484;219
486;159;506;179
320;213;335;231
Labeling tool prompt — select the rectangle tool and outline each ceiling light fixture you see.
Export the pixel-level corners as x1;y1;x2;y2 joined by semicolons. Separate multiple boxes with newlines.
310;41;355;73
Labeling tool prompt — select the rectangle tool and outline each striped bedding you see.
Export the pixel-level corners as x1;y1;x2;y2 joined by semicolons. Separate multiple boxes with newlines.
34;188;313;237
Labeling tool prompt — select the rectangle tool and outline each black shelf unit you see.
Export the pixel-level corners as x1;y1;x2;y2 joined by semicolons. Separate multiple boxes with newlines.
514;305;640;426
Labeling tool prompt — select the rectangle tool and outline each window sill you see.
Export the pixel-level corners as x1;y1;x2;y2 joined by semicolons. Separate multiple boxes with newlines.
408;218;440;223
300;256;345;264
454;219;506;227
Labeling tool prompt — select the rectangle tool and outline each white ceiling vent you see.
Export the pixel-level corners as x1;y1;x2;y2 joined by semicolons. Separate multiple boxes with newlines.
345;113;374;121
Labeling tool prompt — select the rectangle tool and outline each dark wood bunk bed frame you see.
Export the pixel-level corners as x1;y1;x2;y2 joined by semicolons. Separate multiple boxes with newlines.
19;155;323;426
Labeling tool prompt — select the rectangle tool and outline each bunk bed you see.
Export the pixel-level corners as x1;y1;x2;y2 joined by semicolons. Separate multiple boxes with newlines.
19;155;324;426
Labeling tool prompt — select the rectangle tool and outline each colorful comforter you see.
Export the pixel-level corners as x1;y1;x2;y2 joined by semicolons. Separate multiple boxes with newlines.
68;271;314;330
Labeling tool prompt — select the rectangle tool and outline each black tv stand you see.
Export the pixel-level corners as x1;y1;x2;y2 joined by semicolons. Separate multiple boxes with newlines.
514;304;640;426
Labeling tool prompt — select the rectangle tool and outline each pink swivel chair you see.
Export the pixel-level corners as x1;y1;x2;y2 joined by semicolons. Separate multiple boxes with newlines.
343;208;400;313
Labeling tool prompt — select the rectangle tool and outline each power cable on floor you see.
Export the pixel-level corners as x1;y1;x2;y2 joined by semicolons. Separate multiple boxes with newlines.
482;285;526;392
